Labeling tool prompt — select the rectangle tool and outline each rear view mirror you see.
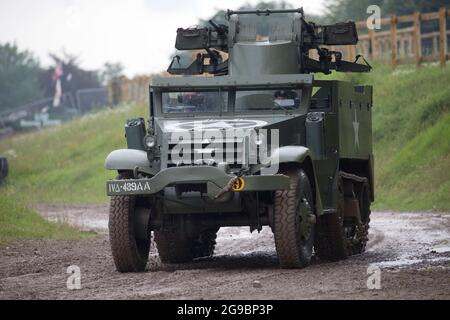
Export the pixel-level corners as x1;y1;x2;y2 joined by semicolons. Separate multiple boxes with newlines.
318;22;358;46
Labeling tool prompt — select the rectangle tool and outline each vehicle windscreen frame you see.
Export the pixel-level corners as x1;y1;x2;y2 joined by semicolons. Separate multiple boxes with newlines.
151;84;312;118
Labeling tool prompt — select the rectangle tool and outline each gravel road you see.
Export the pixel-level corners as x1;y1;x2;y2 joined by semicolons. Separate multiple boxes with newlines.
0;205;449;299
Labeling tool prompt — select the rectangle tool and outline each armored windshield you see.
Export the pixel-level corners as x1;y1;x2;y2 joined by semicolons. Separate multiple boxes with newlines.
161;88;303;113
236;89;302;111
234;13;296;42
162;91;228;113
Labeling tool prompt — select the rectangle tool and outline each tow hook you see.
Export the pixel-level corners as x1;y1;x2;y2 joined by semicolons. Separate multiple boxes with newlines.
214;177;239;199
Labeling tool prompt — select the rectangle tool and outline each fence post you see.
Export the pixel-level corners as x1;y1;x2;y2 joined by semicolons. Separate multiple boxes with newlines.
390;15;398;67
344;46;351;61
439;7;448;67
349;45;356;61
368;28;376;59
413;12;422;67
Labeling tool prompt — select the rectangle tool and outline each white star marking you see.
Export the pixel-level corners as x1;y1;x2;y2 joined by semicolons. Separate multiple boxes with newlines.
165;119;268;131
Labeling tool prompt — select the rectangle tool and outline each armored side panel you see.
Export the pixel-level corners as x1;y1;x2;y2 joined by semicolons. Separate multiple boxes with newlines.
309;80;373;210
336;83;373;159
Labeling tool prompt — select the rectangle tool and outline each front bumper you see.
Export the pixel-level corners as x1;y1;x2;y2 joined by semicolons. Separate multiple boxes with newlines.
106;165;290;198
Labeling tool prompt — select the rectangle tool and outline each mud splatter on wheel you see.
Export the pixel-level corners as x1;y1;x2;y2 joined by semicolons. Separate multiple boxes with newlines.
315;176;349;261
315;173;372;261
191;228;219;259
109;174;151;273
273;168;316;269
352;181;371;254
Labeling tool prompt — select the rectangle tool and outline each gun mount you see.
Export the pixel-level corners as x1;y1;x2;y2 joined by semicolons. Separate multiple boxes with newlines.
168;7;371;76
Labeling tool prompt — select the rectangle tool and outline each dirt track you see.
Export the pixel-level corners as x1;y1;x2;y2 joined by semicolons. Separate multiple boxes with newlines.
0;205;449;300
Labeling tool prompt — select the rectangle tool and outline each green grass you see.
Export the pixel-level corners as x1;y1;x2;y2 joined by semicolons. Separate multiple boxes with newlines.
0;64;449;214
0;193;93;246
0;104;147;204
368;64;450;211
0;104;145;244
374;113;450;211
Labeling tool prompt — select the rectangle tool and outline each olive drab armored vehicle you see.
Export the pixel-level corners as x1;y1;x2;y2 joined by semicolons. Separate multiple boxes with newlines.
105;8;374;272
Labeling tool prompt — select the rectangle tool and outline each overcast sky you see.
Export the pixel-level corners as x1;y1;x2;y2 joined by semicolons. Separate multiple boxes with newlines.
0;0;325;77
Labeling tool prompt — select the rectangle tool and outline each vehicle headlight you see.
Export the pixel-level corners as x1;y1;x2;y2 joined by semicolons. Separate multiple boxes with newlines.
144;135;156;149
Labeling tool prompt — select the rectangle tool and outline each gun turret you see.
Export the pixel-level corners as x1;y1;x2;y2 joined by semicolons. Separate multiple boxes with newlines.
167;8;371;76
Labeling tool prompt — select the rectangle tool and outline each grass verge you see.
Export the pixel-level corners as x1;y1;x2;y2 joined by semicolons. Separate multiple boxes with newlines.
0;193;94;246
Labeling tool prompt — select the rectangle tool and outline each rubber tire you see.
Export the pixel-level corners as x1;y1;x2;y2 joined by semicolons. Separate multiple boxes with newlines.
273;168;315;269
191;229;219;259
314;177;348;261
315;213;348;261
155;228;218;264
109;195;150;272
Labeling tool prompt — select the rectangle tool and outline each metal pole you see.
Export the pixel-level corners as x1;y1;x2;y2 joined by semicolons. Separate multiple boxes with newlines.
439;7;448;67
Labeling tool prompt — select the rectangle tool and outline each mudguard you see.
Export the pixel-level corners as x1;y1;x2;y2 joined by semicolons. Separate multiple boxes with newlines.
269;146;324;215
270;146;311;164
105;149;154;174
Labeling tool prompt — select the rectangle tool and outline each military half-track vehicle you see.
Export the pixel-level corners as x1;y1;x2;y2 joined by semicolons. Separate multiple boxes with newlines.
105;8;374;272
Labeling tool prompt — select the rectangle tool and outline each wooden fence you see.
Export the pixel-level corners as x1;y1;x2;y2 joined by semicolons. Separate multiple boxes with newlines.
334;7;450;67
107;73;171;106
108;75;150;106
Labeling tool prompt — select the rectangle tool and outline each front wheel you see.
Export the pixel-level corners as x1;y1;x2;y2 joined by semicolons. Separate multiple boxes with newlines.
109;195;151;272
273;168;316;269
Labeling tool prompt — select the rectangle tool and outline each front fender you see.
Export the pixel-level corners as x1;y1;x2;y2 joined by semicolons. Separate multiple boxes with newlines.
269;146;323;215
270;146;311;165
105;149;153;173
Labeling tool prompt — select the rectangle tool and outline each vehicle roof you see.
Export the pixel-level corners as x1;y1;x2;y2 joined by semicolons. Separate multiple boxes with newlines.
150;74;314;89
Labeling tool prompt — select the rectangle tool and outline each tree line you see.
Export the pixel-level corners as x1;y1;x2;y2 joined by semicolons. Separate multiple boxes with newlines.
0;43;123;114
324;0;450;23
196;0;449;27
2;0;449;114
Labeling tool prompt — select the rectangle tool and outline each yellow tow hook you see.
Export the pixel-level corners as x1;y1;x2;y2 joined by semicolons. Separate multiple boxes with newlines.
214;176;245;199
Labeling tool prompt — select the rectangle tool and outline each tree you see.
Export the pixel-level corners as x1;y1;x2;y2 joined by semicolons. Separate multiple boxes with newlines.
323;0;384;23
198;1;295;26
0;43;43;113
100;62;124;86
383;0;450;16
39;51;102;101
324;0;450;23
